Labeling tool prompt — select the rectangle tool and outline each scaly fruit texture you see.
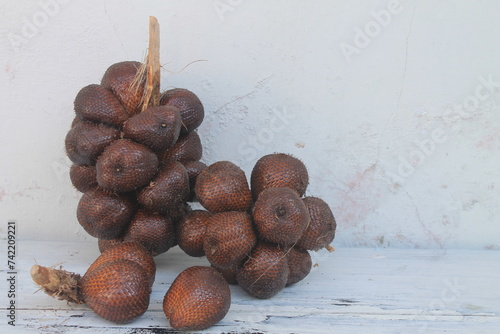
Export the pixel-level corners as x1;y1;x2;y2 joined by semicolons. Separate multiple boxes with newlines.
203;211;257;270
190;153;336;300
195;161;253;213
250;153;309;200
160;88;204;134
177;210;212;257
66;60;207;257
252;187;310;246
123;105;182;152
296;196;337;251
163;266;231;330
236;242;289;299
31;242;155;324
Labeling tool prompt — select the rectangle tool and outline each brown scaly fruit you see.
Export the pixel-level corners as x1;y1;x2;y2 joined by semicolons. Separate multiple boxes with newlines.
122;210;176;256
177;210;212;257
87;242;156;287
31;241;155;324
160;130;203;164
80;259;151;324
252;187;310;246
65;121;121;166
123;105;182;152
203;211;256;269
195;161;253;213
182;160;207;201
69;164;97;192
237;242;289;299
137;161;189;213
286;247;312;286
101;61;145;116
163;201;192;226
160;88;204;134
98;238;123;254
74;84;129;128
163;266;231;330
296;197;336;251
251;153;309;200
71;116;81;128
96;139;159;193
77;188;136;240
212;264;239;285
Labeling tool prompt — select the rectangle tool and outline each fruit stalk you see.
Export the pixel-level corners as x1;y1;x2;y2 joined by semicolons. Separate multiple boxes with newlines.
142;16;161;111
30;265;84;304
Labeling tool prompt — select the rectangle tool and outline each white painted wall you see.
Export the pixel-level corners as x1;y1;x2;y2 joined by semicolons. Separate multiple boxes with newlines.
1;0;499;248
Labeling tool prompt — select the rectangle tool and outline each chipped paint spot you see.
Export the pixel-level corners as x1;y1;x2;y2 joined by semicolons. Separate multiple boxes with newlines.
375;235;385;246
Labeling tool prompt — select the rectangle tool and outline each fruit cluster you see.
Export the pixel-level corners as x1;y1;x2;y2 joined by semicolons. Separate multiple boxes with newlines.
59;60;336;330
179;154;337;300
65;61;206;256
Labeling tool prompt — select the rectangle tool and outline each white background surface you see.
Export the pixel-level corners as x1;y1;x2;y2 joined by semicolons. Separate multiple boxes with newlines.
0;0;499;248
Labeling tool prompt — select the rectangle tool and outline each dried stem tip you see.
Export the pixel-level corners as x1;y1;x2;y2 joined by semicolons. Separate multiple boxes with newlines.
31;264;84;304
129;16;161;112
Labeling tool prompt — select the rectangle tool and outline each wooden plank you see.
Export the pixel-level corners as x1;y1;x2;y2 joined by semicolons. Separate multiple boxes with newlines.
1;241;499;333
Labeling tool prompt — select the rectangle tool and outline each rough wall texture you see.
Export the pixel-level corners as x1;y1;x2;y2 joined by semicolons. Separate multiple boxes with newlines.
1;0;499;248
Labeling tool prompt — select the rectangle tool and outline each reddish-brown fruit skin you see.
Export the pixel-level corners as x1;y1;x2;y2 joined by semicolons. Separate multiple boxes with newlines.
286;247;312;286
163;266;231;330
101;61;144;116
71;116;81;128
80;259;151;324
98;238;123;254
212;264;239;285
182;160;207;201
123;105;182;152
74;84;129;128
204;212;256;269
123;210;176;256
96;139;159;193
195;161;253;213
65;121;121;166
164;201;192;226
137;161;189;213
88;241;156;287
250;153;309;200
69;164;98;192
252;187;310;246
77;188;136;240
237;242;289;299
296;197;336;251
177;210;212;257
160;88;204;134
160;131;202;163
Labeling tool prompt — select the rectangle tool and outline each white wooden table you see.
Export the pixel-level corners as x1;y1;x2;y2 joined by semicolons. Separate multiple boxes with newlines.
2;240;499;333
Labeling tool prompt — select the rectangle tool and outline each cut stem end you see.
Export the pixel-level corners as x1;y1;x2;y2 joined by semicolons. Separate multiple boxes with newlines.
31;264;84;304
